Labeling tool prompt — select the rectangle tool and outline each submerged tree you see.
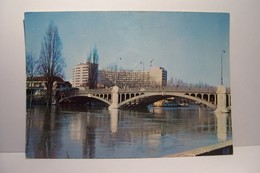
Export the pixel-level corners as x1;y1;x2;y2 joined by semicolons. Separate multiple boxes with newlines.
38;22;65;106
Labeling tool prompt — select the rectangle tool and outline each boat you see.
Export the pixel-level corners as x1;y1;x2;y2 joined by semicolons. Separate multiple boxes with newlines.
153;98;188;107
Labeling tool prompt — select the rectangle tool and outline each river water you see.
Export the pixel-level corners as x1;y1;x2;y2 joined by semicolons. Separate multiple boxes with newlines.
26;105;232;158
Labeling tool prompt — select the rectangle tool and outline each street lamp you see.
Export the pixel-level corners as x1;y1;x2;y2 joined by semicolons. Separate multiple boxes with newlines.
140;61;144;72
115;57;123;87
140;61;145;87
221;50;226;85
118;57;123;71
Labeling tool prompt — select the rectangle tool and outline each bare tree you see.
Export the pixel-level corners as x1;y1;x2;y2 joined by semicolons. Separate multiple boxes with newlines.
26;51;37;111
38;22;65;106
167;77;174;87
26;51;37;79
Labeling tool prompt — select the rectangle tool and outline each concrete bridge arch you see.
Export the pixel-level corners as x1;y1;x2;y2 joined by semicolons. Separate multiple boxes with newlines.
59;94;111;106
117;92;217;109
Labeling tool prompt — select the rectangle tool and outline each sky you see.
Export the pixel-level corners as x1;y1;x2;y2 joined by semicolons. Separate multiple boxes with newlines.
24;11;230;87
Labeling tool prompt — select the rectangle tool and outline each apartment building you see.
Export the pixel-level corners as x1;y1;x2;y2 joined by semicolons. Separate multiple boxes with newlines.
149;67;167;87
98;70;150;88
98;67;167;88
72;62;98;89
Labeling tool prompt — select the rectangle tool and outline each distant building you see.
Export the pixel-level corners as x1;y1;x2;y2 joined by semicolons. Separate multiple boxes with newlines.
26;76;72;95
149;67;167;87
98;70;150;88
72;62;98;89
72;46;99;89
72;45;166;89
98;67;167;88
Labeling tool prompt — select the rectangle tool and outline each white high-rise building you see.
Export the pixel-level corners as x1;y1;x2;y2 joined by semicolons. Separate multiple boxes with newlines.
72;46;99;89
72;63;89;88
149;67;167;87
72;62;98;88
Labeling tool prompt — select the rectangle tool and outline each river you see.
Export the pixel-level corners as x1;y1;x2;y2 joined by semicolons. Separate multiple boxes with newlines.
26;105;232;158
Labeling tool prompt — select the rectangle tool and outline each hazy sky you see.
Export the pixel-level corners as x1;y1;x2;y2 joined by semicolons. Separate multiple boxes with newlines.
24;11;230;87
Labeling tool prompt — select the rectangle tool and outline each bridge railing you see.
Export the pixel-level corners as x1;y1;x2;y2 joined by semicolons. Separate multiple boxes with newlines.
69;88;113;96
118;86;218;93
67;86;230;96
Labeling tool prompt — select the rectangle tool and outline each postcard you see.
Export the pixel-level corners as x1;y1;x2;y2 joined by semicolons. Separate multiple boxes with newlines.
24;11;232;158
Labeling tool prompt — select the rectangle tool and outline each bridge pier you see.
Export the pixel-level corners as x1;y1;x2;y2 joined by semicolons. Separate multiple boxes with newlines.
215;85;229;113
109;86;119;109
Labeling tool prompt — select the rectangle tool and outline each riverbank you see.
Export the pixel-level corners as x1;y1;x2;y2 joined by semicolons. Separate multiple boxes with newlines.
164;140;233;157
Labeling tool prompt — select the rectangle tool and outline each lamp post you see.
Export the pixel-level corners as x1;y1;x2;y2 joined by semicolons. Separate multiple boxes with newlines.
118;57;122;71
116;57;122;87
216;50;228;113
140;61;145;87
221;50;225;85
140;61;144;72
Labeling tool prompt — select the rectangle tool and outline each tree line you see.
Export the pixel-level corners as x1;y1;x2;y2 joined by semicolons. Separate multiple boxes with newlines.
167;77;214;89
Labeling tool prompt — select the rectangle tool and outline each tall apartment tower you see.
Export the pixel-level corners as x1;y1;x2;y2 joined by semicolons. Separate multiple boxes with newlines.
149;67;167;87
72;47;99;89
72;62;98;89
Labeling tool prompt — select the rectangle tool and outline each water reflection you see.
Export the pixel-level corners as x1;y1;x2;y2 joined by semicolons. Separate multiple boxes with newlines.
82;113;96;158
26;105;232;158
28;106;63;158
215;112;228;142
109;109;118;134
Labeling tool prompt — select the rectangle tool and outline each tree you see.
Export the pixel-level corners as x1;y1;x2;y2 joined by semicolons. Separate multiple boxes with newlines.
167;77;174;87
38;22;65;106
26;51;37;111
26;51;37;79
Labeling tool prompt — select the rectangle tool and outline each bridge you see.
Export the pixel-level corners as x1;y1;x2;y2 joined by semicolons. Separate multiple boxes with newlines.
58;85;231;113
